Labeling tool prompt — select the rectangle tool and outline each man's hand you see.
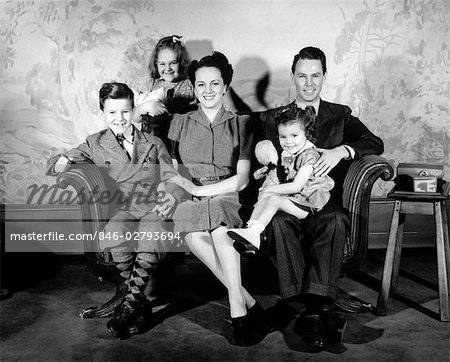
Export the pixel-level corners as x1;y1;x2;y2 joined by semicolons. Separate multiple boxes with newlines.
313;146;348;177
54;155;71;173
152;193;177;218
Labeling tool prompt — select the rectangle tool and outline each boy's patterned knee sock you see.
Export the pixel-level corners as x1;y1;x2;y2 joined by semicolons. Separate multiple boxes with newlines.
125;252;159;305
111;251;134;288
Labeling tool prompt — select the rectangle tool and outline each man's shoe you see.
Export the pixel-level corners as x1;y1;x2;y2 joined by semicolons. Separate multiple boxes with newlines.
323;311;347;344
107;300;137;339
128;299;153;336
293;312;325;350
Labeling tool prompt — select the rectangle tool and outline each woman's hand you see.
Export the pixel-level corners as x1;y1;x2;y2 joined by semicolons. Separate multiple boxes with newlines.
152;193;177;218
169;175;200;196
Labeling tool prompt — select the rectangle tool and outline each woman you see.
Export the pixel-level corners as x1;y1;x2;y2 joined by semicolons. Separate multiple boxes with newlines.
168;52;269;346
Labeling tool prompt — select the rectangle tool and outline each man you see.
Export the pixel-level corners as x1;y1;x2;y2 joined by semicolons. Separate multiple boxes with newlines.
260;47;383;350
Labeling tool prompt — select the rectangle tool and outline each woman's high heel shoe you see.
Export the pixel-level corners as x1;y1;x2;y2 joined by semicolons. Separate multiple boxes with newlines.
248;301;274;334
231;304;272;346
231;314;253;346
248;301;265;320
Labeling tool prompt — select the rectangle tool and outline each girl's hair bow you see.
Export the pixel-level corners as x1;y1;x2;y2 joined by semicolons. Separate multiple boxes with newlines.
172;35;185;46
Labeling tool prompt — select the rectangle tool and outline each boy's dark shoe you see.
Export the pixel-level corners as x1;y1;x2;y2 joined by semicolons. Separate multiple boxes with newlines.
107;299;152;339
323;311;347;344
107;300;136;339
128;299;154;336
293;312;326;350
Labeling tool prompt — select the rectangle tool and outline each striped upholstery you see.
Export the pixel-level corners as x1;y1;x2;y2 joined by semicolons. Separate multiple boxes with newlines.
342;156;394;274
57;164;112;276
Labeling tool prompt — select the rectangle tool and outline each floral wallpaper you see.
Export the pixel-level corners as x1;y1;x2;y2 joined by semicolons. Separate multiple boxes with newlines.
0;0;448;204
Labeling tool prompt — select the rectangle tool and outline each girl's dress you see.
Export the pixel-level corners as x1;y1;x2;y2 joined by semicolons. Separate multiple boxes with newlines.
136;77;195;143
137;77;194;113
168;106;254;233
278;140;334;212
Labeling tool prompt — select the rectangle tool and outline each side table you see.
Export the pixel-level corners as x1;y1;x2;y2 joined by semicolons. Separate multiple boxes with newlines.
376;191;449;321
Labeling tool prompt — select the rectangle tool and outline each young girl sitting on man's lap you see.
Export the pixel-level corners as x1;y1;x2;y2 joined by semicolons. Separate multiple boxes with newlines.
228;105;334;254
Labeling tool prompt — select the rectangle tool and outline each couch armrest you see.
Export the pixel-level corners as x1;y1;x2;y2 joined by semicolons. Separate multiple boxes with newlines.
56;164;112;276
342;155;394;274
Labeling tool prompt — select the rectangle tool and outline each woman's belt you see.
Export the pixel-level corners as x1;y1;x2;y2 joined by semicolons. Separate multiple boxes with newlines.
192;174;232;185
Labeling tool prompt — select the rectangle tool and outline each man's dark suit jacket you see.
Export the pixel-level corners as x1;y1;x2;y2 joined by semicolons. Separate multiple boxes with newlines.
259;100;384;206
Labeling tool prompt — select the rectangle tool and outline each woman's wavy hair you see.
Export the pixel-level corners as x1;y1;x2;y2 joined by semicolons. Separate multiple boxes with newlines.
188;51;234;86
148;35;191;80
275;105;318;144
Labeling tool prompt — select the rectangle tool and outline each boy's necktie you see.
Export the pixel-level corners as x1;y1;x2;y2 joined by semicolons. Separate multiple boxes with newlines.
116;133;130;159
116;133;125;146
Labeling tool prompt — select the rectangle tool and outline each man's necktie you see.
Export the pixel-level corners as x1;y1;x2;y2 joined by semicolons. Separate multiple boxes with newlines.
304;105;316;117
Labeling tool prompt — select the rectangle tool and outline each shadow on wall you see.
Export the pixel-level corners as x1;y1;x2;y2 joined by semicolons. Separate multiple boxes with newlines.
231;56;292;112
232;56;272;111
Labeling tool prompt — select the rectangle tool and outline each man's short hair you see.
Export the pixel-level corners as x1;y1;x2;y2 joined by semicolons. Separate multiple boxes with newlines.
291;46;327;75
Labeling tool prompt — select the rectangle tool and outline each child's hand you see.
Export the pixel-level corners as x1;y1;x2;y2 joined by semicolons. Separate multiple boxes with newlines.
136;100;167;119
253;166;269;180
152;193;176;218
54;155;71;173
149;100;167;116
169;175;199;196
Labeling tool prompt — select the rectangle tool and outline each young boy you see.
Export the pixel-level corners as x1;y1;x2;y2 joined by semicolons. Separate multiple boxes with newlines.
48;82;182;339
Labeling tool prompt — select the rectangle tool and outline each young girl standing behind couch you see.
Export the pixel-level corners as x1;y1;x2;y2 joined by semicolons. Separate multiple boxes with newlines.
134;35;195;142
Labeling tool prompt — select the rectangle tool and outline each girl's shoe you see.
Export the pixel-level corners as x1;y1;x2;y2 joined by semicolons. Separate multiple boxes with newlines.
227;229;260;255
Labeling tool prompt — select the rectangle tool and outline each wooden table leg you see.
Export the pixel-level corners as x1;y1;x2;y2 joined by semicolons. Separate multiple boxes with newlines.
435;202;449;321
391;212;405;292
377;200;402;316
442;201;450;291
